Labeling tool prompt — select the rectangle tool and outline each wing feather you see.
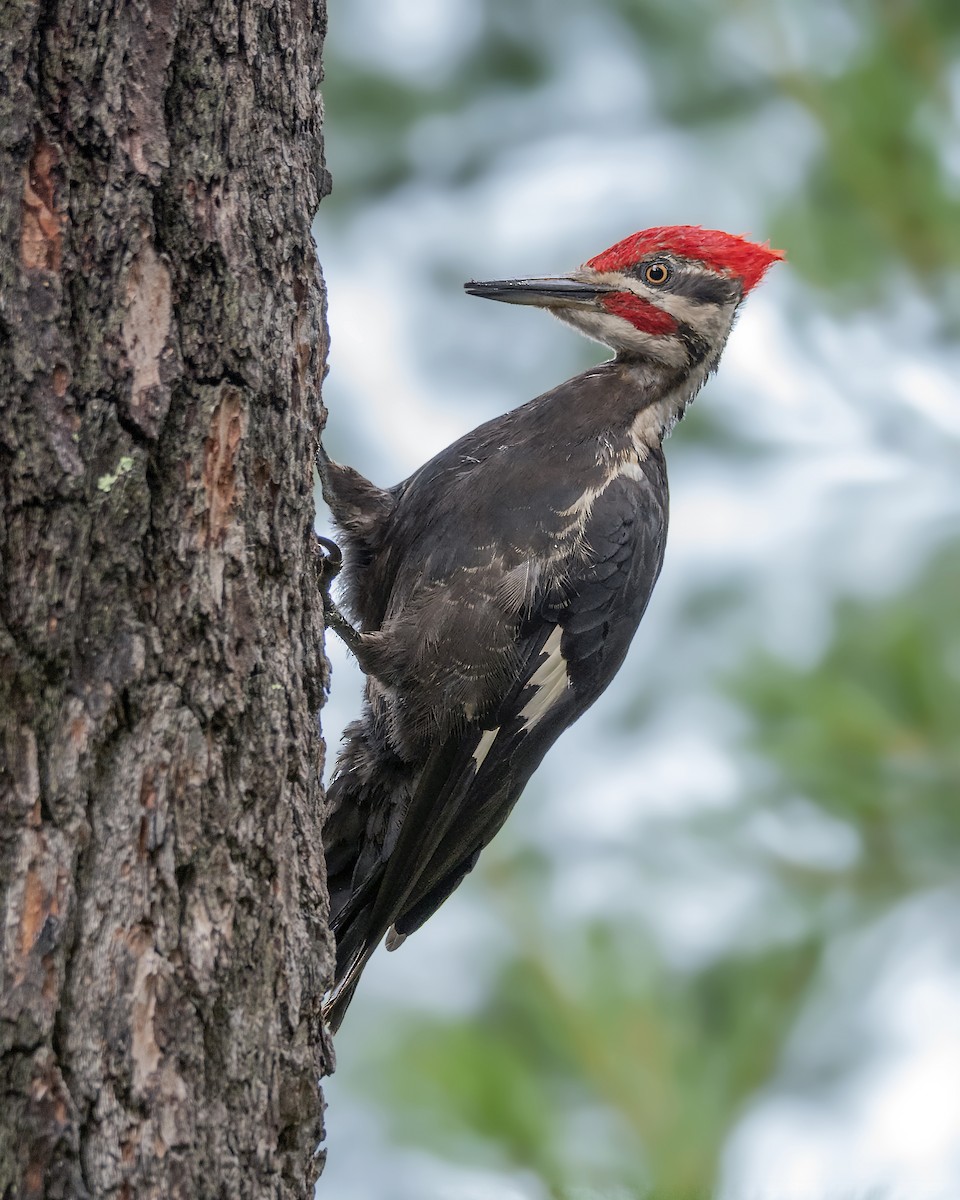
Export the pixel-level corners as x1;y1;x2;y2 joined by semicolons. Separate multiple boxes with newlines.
383;474;668;943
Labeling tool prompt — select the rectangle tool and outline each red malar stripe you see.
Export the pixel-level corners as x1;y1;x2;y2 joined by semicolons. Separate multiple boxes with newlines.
602;292;677;335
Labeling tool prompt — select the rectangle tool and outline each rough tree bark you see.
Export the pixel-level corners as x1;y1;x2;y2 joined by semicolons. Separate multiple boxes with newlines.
0;1;333;1197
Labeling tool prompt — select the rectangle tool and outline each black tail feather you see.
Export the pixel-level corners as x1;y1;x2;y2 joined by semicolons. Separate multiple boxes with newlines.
322;731;482;1032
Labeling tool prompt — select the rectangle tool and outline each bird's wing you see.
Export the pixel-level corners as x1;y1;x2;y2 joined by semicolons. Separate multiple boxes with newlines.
376;469;668;946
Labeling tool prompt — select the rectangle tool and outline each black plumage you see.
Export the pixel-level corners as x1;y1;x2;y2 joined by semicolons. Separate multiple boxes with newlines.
321;363;669;1028
318;225;782;1029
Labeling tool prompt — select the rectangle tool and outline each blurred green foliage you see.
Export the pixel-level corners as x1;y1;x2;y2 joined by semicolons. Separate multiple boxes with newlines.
733;545;960;901
371;915;821;1198
322;0;960;1195
771;0;960;299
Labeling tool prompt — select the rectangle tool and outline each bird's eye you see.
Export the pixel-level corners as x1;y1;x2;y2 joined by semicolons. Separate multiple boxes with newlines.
644;262;670;286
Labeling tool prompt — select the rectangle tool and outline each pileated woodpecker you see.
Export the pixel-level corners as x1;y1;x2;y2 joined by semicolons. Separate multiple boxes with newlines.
319;225;782;1030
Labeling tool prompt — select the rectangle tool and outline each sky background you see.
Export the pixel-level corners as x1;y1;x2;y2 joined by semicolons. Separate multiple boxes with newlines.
313;2;960;1196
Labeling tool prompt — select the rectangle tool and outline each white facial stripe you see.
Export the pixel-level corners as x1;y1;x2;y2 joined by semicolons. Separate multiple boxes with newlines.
557;307;688;366
520;625;568;729
585;268;737;341
595;268;739;328
628;354;717;446
652;291;735;336
472;726;499;768
631;387;693;446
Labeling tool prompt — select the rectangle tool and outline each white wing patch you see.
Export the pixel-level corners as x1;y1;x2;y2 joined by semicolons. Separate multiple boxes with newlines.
520;625;569;729
472;726;499;768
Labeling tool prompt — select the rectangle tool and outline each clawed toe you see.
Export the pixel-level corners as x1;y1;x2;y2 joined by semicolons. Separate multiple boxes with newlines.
315;534;344;593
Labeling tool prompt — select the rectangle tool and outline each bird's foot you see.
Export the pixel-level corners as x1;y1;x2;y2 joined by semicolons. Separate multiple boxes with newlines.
316;534;343;592
315;534;369;661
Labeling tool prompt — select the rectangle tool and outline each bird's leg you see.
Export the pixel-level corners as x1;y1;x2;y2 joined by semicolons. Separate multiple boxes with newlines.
315;535;380;672
316;535;360;650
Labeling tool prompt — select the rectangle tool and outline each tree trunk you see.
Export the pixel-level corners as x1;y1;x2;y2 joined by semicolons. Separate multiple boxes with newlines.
0;1;333;1196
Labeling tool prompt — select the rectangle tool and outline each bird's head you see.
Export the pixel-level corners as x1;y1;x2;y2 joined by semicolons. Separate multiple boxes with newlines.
465;225;783;370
